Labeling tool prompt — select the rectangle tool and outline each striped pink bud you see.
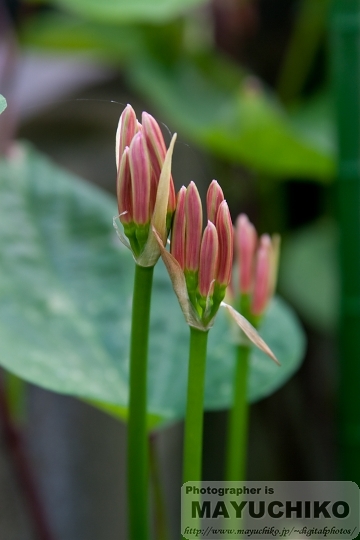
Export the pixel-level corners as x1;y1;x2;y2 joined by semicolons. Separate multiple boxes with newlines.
252;234;272;316
167;179;237;325
207;180;224;223
185;182;203;272
170;186;186;269
236;214;257;294
216;200;234;287
168;178;176;216
142;112;176;216
117;147;132;223
128;132;151;225
198;221;219;297
115;104;138;171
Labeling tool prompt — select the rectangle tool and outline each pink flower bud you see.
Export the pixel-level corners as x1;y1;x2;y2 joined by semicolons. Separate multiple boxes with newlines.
216;201;233;287
185;182;203;272
236;214;257;294
128;132;151;225
206;180;224;223
115;104;138;171
117;147;132;223
142;112;166;177
142;112;176;216
170;186;186;269
198;221;219;297
251;234;271;316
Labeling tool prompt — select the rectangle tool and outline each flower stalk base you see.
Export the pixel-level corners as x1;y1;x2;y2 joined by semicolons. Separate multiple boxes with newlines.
127;264;154;540
183;327;209;485
225;344;250;482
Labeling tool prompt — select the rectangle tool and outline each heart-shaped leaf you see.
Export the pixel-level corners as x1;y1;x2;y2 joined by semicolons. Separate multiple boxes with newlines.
0;144;306;427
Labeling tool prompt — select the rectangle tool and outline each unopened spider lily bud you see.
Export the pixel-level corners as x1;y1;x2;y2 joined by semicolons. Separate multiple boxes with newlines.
198;221;219;298
206;180;224;223
236;214;257;294
116;104;138;171
215;201;234;288
252;235;272;316
185;182;203;273
170;186;186;269
167;181;234;325
234;214;280;325
141;112;165;179
115;105;177;264
117;147;132;224
155;181;279;362
182;181;203;306
125;131;151;253
142;112;176;225
204;198;233;320
129;132;151;226
153;182;277;362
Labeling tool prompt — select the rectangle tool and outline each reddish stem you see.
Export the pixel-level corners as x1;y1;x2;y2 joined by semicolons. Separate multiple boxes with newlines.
0;374;56;540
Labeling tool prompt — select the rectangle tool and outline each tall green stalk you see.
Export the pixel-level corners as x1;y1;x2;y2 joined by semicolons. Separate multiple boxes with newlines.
149;433;170;540
127;263;154;540
330;0;360;484
183;327;209;485
225;345;250;481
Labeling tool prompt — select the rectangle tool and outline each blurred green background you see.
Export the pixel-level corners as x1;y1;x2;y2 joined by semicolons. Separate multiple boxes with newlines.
0;0;351;539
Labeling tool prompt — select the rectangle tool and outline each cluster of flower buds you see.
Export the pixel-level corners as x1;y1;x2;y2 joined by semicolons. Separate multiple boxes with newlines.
116;104;176;257
235;214;280;325
114;104;278;361
170;180;233;326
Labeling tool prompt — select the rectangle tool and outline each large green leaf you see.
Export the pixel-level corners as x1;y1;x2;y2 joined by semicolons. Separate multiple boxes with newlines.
0;95;6;115
20;13;146;60
279;220;338;332
49;0;209;23
21;14;334;180
126;56;334;180
0;145;305;427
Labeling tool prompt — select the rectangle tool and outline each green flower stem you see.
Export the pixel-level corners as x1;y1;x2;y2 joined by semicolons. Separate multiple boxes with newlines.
127;263;154;540
183;327;209;485
225;344;250;481
149;433;170;540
